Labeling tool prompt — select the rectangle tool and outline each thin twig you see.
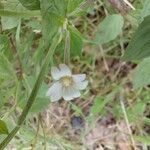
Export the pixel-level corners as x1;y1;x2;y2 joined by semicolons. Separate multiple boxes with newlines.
120;93;136;150
112;62;126;81
122;0;135;10
39;114;47;150
99;45;109;72
31;117;40;150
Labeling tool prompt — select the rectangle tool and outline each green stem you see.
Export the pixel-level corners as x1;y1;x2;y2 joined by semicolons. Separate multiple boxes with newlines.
0;33;61;149
64;30;70;65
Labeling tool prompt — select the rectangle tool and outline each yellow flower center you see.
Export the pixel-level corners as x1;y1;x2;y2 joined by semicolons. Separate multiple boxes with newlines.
60;76;73;87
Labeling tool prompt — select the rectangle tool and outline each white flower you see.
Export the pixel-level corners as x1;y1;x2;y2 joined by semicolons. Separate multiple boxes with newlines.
46;64;88;102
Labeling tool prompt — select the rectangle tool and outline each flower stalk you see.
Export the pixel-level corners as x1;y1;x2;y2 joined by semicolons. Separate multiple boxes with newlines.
64;30;70;65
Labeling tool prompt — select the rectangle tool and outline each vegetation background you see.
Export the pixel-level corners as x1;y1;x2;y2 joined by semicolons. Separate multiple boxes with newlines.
0;0;150;149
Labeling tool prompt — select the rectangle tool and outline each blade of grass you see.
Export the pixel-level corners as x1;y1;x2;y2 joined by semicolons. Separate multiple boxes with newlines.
0;32;61;149
120;93;136;150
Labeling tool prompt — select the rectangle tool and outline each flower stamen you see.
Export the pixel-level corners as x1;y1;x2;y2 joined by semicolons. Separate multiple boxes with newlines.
60;76;73;87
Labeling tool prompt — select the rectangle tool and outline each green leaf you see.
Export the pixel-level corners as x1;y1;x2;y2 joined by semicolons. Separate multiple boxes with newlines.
131;101;146;115
123;15;150;60
132;57;150;88
89;87;120;117
0;35;9;51
134;136;150;145
127;100;146;122
90;97;107;116
0;53;17;107
18;75;50;114
0;87;16;108
26;20;42;31
30;97;50;113
0;120;9;135
21;32;35;71
68;0;94;17
42;0;68;17
144;117;150;126
32;39;45;64
19;0;40;10
14;31;60;126
0;53;17;81
55;26;83;59
67;0;83;13
1;0;24;30
0;34;12;59
1;17;20;30
41;0;66;47
0;53;17;108
86;97;110;124
69;26;83;56
141;0;150;18
70;103;82;116
93;14;124;44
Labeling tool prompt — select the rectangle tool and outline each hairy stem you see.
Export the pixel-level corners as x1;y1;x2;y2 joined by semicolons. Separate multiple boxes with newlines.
64;30;70;65
120;93;136;149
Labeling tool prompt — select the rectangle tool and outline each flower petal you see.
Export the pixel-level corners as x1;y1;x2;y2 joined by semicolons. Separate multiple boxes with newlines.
46;82;62;102
59;64;71;77
62;86;81;101
72;74;86;82
73;74;88;90
51;66;61;80
75;80;88;90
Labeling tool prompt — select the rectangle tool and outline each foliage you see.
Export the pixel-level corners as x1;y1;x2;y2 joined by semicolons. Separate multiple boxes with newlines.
0;0;150;149
123;15;150;60
132;57;150;88
19;0;40;10
93;14;124;44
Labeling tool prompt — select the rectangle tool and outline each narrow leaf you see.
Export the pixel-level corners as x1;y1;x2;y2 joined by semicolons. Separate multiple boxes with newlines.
67;0;83;13
0;53;17;81
69;26;83;56
0;120;9;135
134;136;150;145
90;97;108;115
123;15;150;60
